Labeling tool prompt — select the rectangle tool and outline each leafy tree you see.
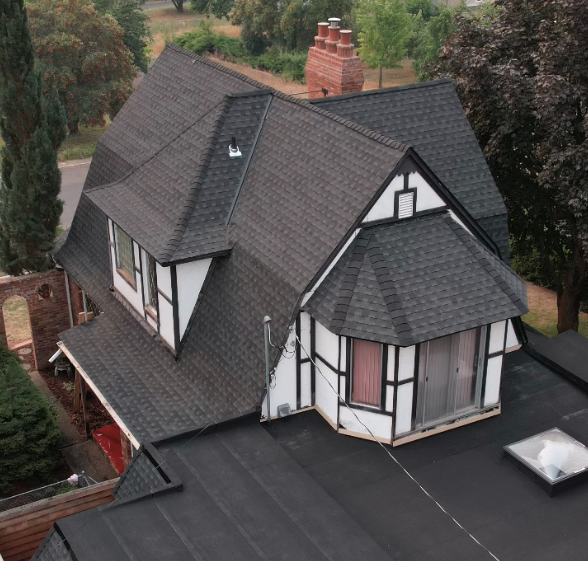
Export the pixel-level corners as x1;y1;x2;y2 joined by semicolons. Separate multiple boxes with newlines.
434;0;588;333
0;345;61;494
190;0;234;19
94;0;152;73
232;0;353;54
28;0;136;135
406;0;438;21
412;4;462;81
356;0;416;88
0;0;66;274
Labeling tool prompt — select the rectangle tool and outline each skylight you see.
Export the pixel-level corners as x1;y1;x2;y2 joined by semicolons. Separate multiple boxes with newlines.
504;428;588;495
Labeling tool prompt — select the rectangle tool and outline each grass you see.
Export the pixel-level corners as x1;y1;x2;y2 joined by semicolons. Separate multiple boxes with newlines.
523;282;588;338
2;296;32;349
57;121;110;161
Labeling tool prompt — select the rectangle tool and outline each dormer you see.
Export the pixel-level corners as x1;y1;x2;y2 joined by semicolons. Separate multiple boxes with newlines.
108;218;212;353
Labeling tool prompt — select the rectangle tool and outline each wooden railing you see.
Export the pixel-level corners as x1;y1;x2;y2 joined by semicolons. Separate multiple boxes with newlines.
0;479;117;561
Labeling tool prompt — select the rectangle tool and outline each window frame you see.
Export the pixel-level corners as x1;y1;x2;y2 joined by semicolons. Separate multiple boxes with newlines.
350;338;384;410
142;250;159;319
114;225;136;288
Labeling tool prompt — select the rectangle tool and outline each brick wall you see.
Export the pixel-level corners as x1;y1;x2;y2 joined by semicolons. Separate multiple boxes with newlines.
0;269;71;370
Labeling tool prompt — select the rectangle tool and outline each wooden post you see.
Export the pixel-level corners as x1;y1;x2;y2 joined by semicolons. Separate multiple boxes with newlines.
73;369;82;413
80;376;90;439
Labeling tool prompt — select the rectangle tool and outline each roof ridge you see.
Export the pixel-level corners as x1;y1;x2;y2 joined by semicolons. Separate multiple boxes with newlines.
160;95;233;262
166;44;270;91
272;90;408;152
366;232;414;346
310;78;454;104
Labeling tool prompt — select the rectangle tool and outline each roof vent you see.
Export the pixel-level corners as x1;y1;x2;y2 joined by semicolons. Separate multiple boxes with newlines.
328;17;341;28
229;136;242;159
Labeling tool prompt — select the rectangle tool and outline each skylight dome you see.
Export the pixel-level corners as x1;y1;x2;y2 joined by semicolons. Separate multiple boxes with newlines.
504;428;588;495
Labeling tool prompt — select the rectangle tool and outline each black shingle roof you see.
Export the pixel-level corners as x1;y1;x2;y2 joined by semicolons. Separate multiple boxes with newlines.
56;46;408;443
37;421;392;561
312;80;510;259
307;213;527;346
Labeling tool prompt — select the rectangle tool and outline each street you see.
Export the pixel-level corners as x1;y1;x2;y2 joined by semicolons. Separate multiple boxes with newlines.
59;159;90;228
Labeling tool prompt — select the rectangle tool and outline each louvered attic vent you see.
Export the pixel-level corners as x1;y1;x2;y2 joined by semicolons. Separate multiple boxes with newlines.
398;192;414;218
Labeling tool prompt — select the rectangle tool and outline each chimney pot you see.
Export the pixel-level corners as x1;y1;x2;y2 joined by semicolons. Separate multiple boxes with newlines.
328;25;340;43
339;30;352;46
317;22;329;38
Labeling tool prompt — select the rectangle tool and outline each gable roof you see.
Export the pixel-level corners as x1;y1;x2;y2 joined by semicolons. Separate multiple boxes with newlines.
56;46;408;443
307;213;527;346
311;80;510;257
35;421;392;561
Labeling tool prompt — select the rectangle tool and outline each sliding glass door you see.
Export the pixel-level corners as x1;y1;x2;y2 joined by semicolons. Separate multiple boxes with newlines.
415;327;485;428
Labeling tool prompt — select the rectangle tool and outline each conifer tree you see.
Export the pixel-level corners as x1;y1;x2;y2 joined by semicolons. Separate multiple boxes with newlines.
0;0;66;275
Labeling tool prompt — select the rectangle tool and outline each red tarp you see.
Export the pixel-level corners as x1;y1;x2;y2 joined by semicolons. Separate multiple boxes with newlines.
92;423;124;475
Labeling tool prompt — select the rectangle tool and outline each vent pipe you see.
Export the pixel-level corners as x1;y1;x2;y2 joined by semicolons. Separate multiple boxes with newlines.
229;136;242;158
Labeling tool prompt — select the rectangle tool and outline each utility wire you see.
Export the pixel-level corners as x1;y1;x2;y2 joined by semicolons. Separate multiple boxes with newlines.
293;332;501;561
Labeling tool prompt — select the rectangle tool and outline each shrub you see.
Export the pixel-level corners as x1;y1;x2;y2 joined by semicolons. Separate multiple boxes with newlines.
245;50;307;82
0;345;61;494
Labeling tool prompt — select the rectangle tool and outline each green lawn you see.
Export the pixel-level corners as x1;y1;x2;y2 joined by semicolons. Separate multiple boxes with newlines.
57;122;110;161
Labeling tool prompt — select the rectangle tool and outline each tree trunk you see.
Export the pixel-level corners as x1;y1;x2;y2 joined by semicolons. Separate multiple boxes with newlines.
378;67;383;89
173;0;184;12
557;244;588;333
68;120;79;135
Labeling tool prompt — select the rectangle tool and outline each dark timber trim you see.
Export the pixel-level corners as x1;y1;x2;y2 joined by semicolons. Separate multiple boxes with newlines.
158;288;173;305
310;317;316;406
296;313;301;410
480;326;492;405
381;345;388;411
170;265;180;354
411;343;420;431
391;346;400;440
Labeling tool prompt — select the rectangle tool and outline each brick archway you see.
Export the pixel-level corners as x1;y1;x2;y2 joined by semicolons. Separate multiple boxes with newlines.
0;269;71;370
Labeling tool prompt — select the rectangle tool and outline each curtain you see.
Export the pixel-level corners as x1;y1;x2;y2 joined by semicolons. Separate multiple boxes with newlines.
352;340;382;406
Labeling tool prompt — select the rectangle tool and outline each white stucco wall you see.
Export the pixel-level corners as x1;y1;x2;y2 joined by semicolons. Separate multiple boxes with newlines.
339;405;392;441
484;355;503;406
156;263;172;301
363;174;404;223
267;345;297;419
176;258;212;339
505;319;521;352
395;382;414;436
315;356;339;425
489;321;507;354
158;298;175;349
398;346;416;381
410;172;445;212
315;319;339;368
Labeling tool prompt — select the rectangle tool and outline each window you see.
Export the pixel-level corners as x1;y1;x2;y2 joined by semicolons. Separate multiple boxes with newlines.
144;252;158;314
351;339;382;407
114;225;134;284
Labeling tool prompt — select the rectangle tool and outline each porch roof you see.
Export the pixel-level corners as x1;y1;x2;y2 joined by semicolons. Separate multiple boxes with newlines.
306;212;528;346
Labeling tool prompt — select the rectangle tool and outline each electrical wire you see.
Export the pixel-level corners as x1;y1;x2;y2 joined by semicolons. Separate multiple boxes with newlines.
293;332;501;561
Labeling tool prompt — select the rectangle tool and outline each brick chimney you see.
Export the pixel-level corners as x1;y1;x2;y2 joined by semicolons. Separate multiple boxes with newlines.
305;17;364;99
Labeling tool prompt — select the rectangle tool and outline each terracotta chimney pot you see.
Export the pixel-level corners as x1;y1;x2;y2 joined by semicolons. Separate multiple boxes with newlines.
328;25;340;42
318;22;329;38
339;30;352;45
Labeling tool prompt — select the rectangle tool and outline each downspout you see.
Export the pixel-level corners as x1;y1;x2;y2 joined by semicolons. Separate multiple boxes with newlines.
82;289;88;322
263;316;272;424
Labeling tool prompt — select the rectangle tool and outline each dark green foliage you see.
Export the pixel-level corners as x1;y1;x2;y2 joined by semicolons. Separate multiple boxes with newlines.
190;0;234;19
405;0;438;20
175;24;307;81
232;0;353;54
434;0;588;333
0;345;61;494
94;0;153;73
0;0;66;275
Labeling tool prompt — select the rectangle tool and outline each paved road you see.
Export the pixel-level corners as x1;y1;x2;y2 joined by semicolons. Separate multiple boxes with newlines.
142;1;174;10
60;159;90;229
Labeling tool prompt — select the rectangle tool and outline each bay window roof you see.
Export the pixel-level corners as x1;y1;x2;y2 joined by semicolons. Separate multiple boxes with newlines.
306;213;528;346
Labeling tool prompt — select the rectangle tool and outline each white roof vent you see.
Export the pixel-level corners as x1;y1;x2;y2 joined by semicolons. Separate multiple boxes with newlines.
229;136;242;159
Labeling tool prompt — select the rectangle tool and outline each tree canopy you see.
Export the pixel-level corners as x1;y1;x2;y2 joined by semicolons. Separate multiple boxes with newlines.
435;0;588;332
0;0;66;274
356;0;416;88
28;0;136;135
93;0;152;73
0;344;61;493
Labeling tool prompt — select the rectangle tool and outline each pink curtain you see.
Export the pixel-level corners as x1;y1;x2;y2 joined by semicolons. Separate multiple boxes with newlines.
352;340;382;406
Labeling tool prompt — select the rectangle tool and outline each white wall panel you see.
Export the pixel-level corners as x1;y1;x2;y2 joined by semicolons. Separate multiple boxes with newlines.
111;245;144;315
484;355;503;406
268;352;297;419
146;314;157;330
363;175;404;223
156;263;172;300
398;346;416;381
410;172;445;212
448;210;474;236
300;312;311;357
339;406;392;441
300;362;312;408
315;320;339;368
315;357;338;425
395;382;414;436
385;386;394;413
386;345;396;381
158;298;175;349
489;321;506;354
505;319;520;351
177;258;212;339
133;241;141;266
340;336;347;372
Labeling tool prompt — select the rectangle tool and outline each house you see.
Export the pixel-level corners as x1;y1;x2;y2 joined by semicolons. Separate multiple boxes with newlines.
53;21;526;465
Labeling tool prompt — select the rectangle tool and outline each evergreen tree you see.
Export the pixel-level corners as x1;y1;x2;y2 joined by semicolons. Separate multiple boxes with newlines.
0;0;66;275
0;344;61;494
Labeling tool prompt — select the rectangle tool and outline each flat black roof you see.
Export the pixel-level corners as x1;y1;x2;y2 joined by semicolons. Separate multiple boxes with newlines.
268;349;588;561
